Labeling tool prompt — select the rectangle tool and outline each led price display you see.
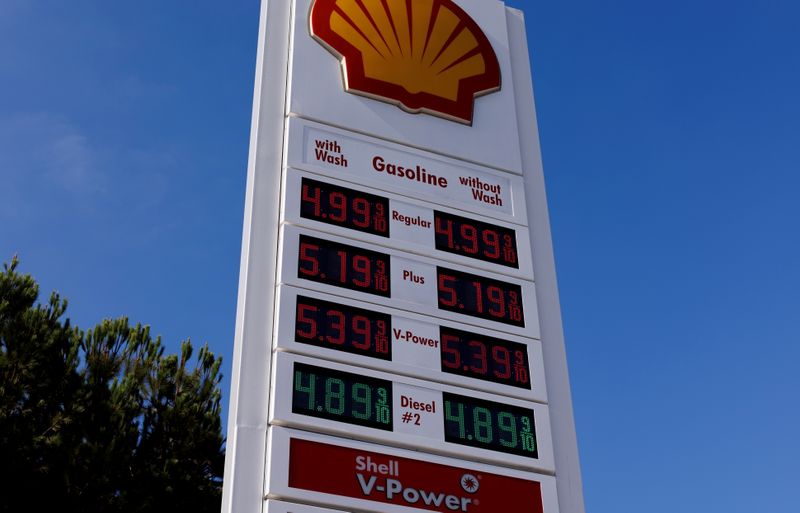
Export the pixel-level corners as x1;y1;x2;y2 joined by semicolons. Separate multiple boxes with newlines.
292;362;392;431
295;295;391;360
443;392;537;458
434;210;519;268
440;326;531;389
300;177;389;236
437;266;524;327
298;235;390;296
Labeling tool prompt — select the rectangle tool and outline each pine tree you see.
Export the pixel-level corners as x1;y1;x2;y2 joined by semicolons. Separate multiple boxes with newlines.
0;258;224;511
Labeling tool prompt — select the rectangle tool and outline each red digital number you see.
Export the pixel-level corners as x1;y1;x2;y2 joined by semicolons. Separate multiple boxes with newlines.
351;315;371;350
492;346;512;379
352;197;371;228
438;273;458;307
326;309;345;345
441;332;461;369
296;303;317;339
352;255;371;288
328;191;347;223
461;224;479;254
487;285;507;319
375;320;389;354
482;229;501;260
468;339;488;375
301;183;322;217
435;216;455;249
299;242;319;276
470;280;484;314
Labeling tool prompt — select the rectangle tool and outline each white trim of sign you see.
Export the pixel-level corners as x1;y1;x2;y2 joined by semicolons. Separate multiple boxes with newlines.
277;224;540;339
269;352;554;473
282;168;535;280
221;0;292;512
265;500;350;513
265;426;560;513
506;7;586;513
275;285;547;403
285;118;529;224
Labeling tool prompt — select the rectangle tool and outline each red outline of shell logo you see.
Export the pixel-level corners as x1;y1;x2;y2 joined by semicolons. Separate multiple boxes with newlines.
310;0;501;125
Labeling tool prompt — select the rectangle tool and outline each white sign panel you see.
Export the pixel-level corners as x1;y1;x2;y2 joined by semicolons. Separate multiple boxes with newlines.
270;352;553;472
274;285;547;402
278;225;540;338
282;169;534;280
286;118;528;223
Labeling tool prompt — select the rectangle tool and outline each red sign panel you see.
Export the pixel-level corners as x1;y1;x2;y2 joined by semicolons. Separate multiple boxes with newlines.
288;438;544;513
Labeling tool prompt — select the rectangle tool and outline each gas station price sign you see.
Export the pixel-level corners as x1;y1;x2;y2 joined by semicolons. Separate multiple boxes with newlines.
281;225;538;338
271;352;553;472
282;170;533;279
276;286;547;402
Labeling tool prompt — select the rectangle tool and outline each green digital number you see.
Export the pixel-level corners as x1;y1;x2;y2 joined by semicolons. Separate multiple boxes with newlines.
325;378;345;415
498;411;518;448
295;370;315;409
351;382;372;420
473;406;493;443
444;399;466;439
377;387;391;424
521;415;536;452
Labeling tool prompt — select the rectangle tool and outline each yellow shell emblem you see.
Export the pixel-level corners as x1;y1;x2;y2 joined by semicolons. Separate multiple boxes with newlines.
310;0;501;124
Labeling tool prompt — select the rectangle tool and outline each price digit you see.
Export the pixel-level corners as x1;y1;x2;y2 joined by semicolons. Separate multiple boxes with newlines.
298;242;319;276
483;229;501;260
325;309;345;345
473;406;493;443
296;302;317;339
294;370;315;410
468;339;488;375
461;224;479;254
441;332;462;369
492;345;512;379
498;411;518;448
351;315;371;350
352;197;370;228
301;183;322;217
444;399;466;439
329;191;347;222
325;378;345;415
351;383;372;420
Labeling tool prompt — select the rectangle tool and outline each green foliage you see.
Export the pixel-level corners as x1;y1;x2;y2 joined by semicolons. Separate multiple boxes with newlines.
0;258;224;511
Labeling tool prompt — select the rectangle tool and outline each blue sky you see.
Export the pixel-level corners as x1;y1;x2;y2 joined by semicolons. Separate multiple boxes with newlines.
2;1;799;512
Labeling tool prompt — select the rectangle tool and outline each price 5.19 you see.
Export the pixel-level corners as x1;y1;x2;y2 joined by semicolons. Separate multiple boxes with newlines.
298;235;390;297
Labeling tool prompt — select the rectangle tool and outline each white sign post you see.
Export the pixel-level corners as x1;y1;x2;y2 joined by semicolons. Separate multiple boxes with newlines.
222;1;584;512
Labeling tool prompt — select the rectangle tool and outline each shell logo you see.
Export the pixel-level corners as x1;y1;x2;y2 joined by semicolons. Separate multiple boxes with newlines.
310;0;501;125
